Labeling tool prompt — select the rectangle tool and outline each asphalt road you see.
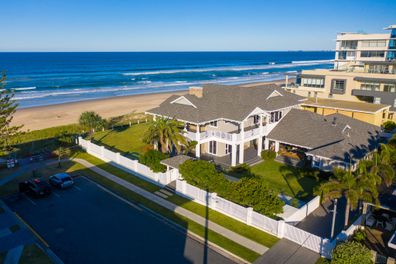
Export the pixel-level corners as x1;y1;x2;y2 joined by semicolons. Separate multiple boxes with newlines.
5;177;236;264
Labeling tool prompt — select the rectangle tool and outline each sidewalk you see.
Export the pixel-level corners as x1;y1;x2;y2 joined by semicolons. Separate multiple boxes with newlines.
73;158;268;255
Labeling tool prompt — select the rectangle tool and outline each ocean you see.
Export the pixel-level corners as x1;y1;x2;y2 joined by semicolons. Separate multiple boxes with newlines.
0;52;334;108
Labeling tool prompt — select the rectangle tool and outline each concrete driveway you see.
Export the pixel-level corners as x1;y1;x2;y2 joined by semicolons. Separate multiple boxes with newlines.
5;177;236;264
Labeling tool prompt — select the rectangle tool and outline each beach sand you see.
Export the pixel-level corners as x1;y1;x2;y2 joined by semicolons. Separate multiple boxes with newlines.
13;79;293;131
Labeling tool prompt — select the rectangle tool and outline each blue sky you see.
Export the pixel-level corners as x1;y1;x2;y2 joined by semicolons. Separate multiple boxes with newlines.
1;0;395;51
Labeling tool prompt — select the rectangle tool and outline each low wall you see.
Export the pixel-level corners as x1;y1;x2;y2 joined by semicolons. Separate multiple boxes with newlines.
78;137;179;187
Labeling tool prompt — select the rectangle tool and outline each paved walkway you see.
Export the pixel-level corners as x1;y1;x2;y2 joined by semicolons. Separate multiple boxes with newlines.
73;158;268;255
254;239;319;264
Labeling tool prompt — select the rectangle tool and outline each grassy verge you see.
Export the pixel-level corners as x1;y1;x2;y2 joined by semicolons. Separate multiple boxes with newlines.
73;152;278;248
19;244;53;264
71;162;260;262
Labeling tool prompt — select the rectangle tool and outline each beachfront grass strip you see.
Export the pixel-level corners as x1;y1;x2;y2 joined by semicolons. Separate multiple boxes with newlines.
251;160;321;201
19;244;53;264
69;162;260;262
73;151;279;248
91;122;151;159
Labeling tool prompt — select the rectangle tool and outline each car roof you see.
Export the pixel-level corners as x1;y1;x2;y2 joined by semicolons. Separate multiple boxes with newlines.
54;173;72;179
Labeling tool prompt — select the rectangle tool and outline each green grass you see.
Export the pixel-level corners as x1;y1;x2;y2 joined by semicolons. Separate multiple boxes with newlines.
91;122;151;159
251;160;322;201
19;244;53;264
73;151;278;248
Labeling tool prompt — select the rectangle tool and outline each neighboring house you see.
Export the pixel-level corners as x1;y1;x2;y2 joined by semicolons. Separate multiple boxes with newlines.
146;84;381;171
285;24;396;125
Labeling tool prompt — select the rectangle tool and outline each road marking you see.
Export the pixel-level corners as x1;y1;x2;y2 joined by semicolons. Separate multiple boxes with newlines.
24;195;37;206
95;184;143;211
73;186;82;191
14;212;50;248
53;192;61;198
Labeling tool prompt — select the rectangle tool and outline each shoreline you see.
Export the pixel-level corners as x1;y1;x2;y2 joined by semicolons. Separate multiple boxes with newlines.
13;79;292;131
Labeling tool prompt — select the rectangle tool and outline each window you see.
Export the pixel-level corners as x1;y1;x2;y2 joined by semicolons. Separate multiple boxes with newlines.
337;51;347;60
374;97;381;104
270;111;282;123
340;40;358;49
208;141;217;155
225;144;232;155
360;51;385;58
394;99;396;108
331;79;346;94
361;82;380;91
384;84;396;93
209;121;218;127
361;40;386;47
253;115;260;124
302;78;324;88
367;64;389;74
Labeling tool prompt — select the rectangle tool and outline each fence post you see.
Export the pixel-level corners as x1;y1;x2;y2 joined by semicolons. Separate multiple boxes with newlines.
116;152;121;164
246;207;253;225
133;160;138;172
277;220;285;238
182;180;187;195
87;140;91;152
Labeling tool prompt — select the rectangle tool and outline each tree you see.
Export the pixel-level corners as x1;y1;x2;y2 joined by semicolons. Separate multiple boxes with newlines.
371;144;395;188
144;117;186;153
53;146;71;168
317;168;378;227
331;241;372;264
79;111;106;136
183;140;197;156
139;150;168;172
0;73;23;155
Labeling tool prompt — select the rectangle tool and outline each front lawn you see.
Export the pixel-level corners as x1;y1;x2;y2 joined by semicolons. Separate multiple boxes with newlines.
251;160;324;201
91;122;151;159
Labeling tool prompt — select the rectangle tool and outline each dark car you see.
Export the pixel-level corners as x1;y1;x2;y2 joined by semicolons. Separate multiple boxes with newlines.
19;178;52;197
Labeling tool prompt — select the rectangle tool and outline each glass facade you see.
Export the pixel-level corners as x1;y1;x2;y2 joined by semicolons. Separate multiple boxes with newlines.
302;78;325;88
361;51;385;58
361;82;380;91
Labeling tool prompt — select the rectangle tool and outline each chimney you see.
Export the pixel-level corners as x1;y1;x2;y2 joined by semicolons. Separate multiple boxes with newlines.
189;86;203;98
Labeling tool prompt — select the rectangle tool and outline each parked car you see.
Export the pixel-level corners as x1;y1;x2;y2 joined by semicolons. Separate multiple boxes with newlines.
49;173;74;189
19;178;52;197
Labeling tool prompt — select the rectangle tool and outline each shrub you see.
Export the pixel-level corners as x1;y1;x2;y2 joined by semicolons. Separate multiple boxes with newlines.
352;228;366;243
229;178;284;216
331;241;372;264
228;163;255;178
383;121;396;133
139;150;168;173
179;160;228;193
261;150;276;160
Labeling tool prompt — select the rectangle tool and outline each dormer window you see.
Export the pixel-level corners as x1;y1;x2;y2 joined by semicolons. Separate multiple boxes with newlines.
209;121;218;127
253;115;260;124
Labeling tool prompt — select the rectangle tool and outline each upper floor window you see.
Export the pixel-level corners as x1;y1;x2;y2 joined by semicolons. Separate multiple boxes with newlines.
361;51;385;58
302;78;324;88
209;121;218;127
384;84;396;93
331;79;346;94
361;40;386;48
253;115;260;124
367;64;389;74
394;99;396;108
340;40;358;49
374;97;381;104
361;82;380;91
270;111;282;123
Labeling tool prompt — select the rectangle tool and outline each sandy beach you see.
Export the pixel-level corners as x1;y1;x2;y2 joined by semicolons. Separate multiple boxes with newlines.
13;79;293;131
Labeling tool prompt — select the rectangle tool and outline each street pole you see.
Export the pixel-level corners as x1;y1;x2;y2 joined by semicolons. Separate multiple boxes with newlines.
331;198;338;239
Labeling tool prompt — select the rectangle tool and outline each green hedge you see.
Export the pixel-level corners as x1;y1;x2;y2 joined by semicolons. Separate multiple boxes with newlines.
139;150;168;172
180;160;284;217
261;150;276;160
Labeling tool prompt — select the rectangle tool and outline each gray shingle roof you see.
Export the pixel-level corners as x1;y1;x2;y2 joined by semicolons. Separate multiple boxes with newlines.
267;109;380;162
160;155;194;169
146;84;304;123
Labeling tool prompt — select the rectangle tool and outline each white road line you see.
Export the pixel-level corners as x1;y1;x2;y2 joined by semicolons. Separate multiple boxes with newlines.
24;195;37;206
53;192;61;198
73;186;82;191
95;184;143;211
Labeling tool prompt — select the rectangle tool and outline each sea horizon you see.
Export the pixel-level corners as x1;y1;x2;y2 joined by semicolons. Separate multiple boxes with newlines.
0;51;334;108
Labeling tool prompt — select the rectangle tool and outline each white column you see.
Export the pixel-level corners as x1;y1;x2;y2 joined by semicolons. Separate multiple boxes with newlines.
239;122;245;164
285;75;289;88
195;124;201;158
257;137;263;156
277;220;285;238
264;137;269;150
231;144;237;166
274;141;280;153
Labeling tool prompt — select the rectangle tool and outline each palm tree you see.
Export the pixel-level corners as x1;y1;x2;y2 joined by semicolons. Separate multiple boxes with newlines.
318;168;378;228
371;144;395;188
183;140;198;156
144;117;186;153
53;146;71;168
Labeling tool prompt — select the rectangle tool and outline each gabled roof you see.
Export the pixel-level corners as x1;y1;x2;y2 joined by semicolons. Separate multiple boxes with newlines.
267;109;380;162
146;84;304;123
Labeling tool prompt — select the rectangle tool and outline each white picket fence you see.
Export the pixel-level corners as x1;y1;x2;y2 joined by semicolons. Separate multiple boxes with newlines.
176;179;335;258
78;137;179;186
281;196;321;224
